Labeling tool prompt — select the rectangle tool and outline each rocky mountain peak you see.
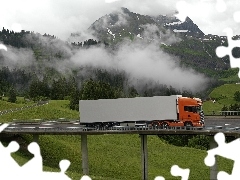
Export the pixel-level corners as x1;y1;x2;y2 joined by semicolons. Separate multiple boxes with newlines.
88;7;204;44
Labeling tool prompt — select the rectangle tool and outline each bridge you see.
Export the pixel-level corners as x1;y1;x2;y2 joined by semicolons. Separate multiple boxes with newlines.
1;119;240;180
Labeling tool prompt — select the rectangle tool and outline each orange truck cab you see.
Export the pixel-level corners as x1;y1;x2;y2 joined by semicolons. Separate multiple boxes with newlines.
177;97;204;127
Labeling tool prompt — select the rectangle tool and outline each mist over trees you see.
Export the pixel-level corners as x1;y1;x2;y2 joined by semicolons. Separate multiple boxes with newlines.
0;27;227;111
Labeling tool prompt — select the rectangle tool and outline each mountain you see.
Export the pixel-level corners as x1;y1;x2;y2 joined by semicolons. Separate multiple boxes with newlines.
87;7;230;77
1;7;239;100
153;15;204;38
88;7;204;44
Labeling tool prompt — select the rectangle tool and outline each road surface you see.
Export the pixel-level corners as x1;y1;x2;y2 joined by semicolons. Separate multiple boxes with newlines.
205;116;240;128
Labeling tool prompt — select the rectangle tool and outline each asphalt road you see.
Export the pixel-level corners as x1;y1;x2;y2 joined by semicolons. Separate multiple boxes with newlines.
204;116;240;128
4;117;240;130
1;117;240;137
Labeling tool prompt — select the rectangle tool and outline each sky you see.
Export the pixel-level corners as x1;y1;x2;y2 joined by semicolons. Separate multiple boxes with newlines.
0;0;239;41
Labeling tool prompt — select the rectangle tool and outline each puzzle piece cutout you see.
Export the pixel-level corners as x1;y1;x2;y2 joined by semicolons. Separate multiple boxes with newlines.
0;141;21;174
0;137;93;180
0;123;9;132
154;165;190;180
0;121;93;179
233;11;240;23
0;44;7;51
0;139;73;179
204;132;240;180
80;175;92;180
171;165;190;180
215;0;226;12
213;0;240;79
215;28;240;78
175;0;227;22
175;1;189;22
105;0;121;3
21;142;43;174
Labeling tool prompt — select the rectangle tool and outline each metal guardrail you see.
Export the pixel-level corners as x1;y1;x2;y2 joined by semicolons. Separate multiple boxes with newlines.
86;125;240;131
3;124;240;132
0;101;49;116
2;116;240;136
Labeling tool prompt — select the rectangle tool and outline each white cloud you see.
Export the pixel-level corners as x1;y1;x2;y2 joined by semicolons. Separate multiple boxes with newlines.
0;44;7;51
0;46;35;69
67;26;209;92
0;20;209;93
1;0;239;41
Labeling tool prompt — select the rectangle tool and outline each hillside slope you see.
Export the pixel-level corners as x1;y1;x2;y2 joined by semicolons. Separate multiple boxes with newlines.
0;100;233;179
203;84;240;115
87;7;231;78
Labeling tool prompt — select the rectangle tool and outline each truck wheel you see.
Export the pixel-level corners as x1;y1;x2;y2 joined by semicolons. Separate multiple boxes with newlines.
161;122;169;129
95;123;103;130
151;121;160;129
184;122;192;130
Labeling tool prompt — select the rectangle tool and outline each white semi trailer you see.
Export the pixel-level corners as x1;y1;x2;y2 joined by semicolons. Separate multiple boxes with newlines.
79;95;204;128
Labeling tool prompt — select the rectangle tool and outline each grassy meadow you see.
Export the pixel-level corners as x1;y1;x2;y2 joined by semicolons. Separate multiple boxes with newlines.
203;83;240;115
0;100;79;123
0;93;236;179
5;134;233;180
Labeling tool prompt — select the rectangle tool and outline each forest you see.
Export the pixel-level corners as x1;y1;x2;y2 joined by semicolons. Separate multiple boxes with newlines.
0;27;229;110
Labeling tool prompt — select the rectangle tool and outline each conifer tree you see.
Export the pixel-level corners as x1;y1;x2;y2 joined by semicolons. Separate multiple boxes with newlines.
8;87;16;103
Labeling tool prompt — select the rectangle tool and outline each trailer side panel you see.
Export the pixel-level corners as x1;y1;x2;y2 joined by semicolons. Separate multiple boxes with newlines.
79;95;180;123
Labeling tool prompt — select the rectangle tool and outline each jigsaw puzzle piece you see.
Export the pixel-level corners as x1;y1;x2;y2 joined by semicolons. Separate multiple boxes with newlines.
216;0;226;12
204;132;227;167
217;171;234;180
216;28;234;58
216;28;240;78
175;1;189;22
0;141;21;174
0;123;9;132
21;142;42;173
171;165;190;180
205;132;240;164
16;155;72;180
204;151;217;167
80;175;92;180
233;11;240;23
153;165;190;180
0;44;7;51
105;0;121;3
59;159;71;173
205;132;240;178
154;176;165;180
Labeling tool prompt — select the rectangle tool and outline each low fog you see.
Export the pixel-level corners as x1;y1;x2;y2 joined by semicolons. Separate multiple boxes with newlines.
69;29;209;93
0;8;210;94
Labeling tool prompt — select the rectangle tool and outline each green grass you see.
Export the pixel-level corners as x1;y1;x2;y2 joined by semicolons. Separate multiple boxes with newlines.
203;83;240;115
0;98;234;179
11;134;232;180
220;75;240;83
219;68;240;83
209;84;240;100
0;97;34;111
0;100;79;123
203;101;225;115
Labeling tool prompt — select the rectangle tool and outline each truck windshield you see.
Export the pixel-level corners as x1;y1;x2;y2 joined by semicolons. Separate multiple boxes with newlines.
184;106;199;113
197;105;203;113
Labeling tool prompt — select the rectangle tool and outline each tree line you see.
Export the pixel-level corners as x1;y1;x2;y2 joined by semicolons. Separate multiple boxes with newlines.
0;64;205;110
0;27;223;108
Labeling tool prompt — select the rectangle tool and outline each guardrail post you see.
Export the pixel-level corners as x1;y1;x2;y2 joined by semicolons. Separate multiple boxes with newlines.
209;136;218;180
33;134;39;143
81;134;89;175
140;134;148;180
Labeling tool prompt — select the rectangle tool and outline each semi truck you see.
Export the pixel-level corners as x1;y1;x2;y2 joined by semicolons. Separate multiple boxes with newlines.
79;95;205;129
